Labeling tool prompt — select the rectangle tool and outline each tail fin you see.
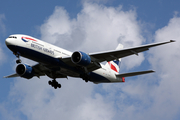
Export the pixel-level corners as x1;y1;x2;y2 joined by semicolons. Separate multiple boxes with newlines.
106;44;123;73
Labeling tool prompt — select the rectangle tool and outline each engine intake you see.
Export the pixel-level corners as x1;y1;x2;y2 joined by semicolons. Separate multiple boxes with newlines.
71;51;91;66
16;64;34;79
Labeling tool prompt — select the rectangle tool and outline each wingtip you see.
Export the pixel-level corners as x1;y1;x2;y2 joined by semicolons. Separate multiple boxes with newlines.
170;40;176;42
147;70;155;73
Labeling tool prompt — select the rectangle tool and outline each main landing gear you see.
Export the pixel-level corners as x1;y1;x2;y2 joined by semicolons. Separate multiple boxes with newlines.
80;74;89;83
48;79;61;89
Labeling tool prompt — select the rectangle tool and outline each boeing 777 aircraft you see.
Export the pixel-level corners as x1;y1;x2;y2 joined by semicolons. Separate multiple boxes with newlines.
4;34;175;89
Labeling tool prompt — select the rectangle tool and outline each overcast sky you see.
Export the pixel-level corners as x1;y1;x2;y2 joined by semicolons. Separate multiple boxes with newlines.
0;0;180;120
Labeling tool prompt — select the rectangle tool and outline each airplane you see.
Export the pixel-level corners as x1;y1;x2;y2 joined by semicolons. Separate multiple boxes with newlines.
4;34;175;89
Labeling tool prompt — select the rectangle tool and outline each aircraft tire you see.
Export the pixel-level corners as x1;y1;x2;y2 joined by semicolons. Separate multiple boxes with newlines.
48;80;61;89
16;59;21;64
58;84;61;88
54;86;57;89
48;81;52;85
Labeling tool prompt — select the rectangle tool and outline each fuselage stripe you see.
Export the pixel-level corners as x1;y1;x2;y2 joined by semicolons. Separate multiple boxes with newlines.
22;37;37;42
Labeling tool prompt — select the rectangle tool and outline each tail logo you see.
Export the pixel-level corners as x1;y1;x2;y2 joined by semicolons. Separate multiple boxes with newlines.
108;60;120;73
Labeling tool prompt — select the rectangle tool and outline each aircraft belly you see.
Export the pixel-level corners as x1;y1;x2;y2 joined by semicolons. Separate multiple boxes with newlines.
89;72;111;83
8;45;61;65
59;68;79;77
88;68;113;83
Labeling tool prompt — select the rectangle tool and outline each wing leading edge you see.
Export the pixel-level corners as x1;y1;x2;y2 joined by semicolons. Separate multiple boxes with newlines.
4;73;19;78
89;40;175;63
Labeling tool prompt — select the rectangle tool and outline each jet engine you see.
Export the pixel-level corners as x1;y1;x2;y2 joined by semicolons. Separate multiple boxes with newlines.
16;64;34;79
71;51;91;66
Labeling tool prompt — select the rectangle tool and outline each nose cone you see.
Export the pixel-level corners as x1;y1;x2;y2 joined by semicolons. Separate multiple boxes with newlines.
5;38;17;52
5;38;11;46
5;37;17;46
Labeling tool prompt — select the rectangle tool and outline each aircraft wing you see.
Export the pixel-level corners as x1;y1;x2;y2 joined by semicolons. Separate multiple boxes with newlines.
31;63;47;77
61;57;102;72
89;40;175;62
4;63;46;78
61;40;174;72
4;63;67;79
4;73;19;78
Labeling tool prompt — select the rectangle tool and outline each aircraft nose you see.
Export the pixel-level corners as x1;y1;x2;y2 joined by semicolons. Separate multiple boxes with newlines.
5;38;13;46
5;37;18;52
5;38;10;46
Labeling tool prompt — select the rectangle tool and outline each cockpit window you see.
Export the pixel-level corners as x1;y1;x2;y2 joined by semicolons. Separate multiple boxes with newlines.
8;36;17;39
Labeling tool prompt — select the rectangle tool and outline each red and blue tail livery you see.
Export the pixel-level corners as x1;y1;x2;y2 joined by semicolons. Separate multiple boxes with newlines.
108;60;121;73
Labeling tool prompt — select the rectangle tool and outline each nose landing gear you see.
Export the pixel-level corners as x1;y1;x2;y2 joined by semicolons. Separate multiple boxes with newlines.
48;79;61;89
16;59;22;64
14;52;22;64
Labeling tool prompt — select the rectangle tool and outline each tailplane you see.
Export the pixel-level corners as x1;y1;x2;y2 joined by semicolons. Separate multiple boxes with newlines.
115;70;155;83
116;70;155;78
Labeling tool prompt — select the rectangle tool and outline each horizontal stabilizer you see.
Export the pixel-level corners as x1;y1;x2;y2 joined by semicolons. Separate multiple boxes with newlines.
116;70;155;78
4;73;19;78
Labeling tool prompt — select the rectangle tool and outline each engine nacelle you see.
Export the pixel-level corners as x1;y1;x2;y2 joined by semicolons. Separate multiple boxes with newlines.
71;51;91;66
16;64;34;79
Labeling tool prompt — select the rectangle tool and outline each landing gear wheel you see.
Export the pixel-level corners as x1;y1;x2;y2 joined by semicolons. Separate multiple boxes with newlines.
57;83;61;88
48;81;52;85
16;59;22;64
54;86;57;89
48;80;61;89
14;52;21;64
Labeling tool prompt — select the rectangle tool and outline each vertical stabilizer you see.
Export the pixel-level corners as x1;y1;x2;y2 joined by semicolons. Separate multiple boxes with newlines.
105;44;123;73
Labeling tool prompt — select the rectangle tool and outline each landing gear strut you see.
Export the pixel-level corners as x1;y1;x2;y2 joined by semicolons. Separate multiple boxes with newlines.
48;79;61;89
80;74;89;83
14;52;22;64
